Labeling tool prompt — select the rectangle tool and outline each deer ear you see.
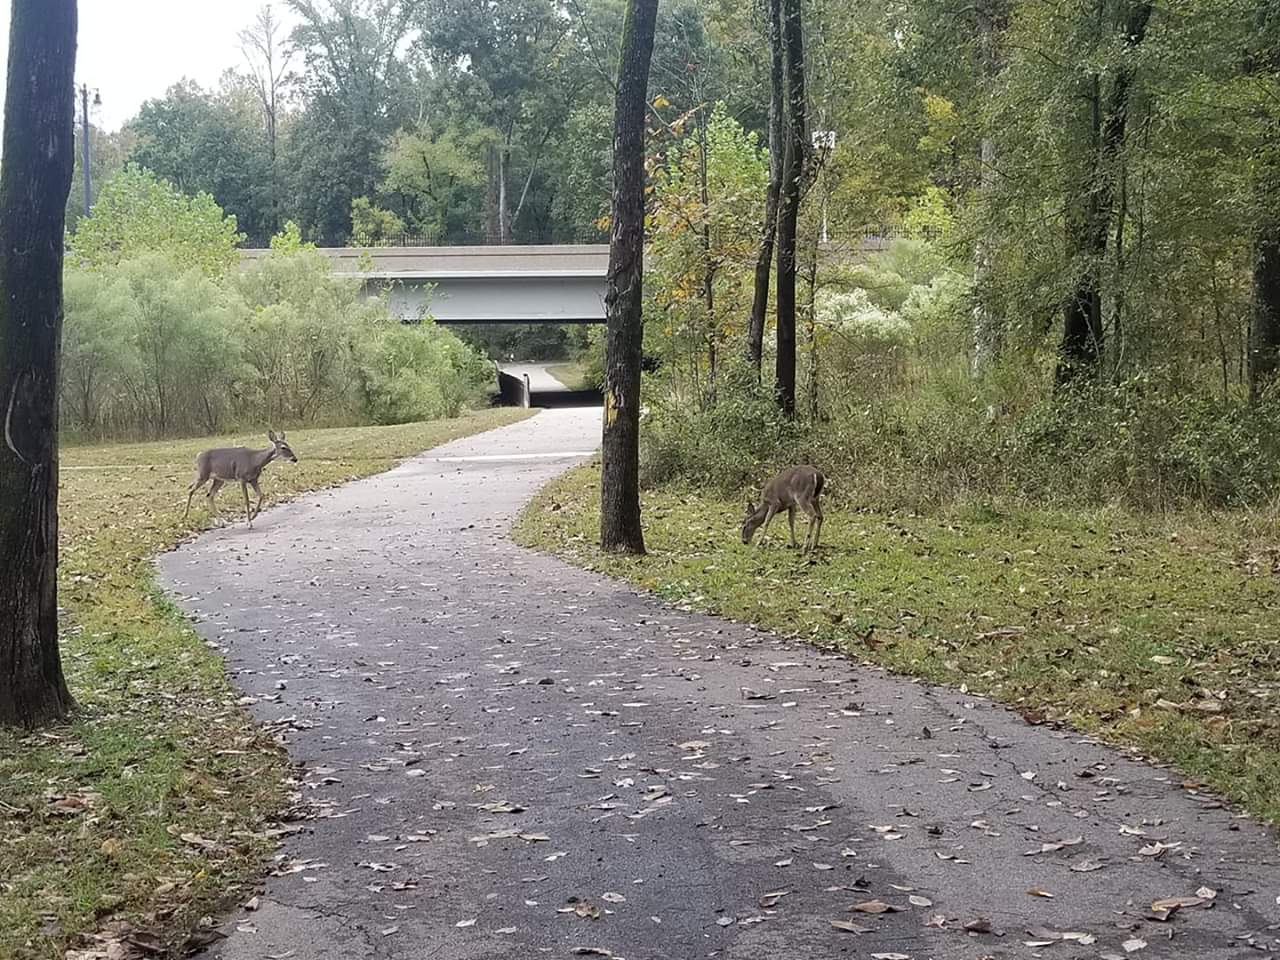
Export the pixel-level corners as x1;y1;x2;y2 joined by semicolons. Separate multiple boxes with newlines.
268;430;277;442
279;431;286;441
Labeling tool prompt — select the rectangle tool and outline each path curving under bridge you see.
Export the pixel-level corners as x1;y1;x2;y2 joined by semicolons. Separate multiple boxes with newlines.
159;409;1280;960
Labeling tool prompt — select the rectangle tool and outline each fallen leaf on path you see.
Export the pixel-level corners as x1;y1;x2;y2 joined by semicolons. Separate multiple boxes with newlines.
1025;836;1084;855
454;919;476;928
851;900;902;914
963;917;993;933
601;892;626;904
908;895;933;907
1027;887;1054;898
478;801;525;813
830;919;869;934
1070;859;1106;872
1122;937;1147;953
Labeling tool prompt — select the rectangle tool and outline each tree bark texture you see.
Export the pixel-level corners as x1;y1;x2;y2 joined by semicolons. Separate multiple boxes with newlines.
747;0;783;375
1247;6;1280;401
970;0;1008;377
599;0;658;555
774;0;806;416
1251;219;1280;401
0;0;78;727
1057;0;1151;384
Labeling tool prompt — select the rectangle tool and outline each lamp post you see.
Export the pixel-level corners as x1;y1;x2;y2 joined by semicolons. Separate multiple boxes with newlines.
79;83;100;218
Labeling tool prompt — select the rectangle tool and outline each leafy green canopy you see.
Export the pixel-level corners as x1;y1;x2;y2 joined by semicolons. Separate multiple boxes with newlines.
69;166;243;277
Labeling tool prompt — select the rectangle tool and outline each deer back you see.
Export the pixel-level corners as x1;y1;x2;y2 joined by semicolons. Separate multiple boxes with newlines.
761;465;823;507
198;445;275;482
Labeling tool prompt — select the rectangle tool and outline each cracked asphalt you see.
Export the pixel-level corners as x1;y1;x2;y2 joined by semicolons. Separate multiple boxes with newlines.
158;407;1280;960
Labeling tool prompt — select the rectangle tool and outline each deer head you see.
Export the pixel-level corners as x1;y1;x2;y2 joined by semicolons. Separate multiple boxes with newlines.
741;499;767;544
268;430;298;463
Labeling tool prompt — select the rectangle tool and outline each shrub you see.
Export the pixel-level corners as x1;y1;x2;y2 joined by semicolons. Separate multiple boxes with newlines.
61;222;495;439
357;321;492;424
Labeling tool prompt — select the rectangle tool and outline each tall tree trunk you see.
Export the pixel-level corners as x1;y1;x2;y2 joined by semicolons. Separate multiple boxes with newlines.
970;0;1007;377
747;0;783;374
0;0;77;728
805;220;819;421
1057;0;1151;384
600;0;658;555
1248;0;1280;402
498;141;511;244
775;0;806;416
699;116;716;405
485;144;500;241
1251;218;1280;401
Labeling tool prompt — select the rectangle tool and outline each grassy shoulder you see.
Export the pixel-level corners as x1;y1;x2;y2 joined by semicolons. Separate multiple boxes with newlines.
1;407;532;960
545;361;595;392
514;462;1280;823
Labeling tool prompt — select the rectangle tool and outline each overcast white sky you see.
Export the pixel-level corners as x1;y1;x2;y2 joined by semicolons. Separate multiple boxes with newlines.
0;1;300;131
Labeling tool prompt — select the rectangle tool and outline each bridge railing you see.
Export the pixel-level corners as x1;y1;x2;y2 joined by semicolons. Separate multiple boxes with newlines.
238;223;940;250
238;229;609;249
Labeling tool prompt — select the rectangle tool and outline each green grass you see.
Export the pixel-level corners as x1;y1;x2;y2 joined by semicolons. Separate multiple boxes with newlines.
0;408;532;960
545;361;594;391
515;462;1280;822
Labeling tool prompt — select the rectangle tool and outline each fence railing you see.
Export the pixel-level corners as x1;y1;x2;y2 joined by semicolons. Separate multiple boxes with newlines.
238;229;609;249
238;223;940;250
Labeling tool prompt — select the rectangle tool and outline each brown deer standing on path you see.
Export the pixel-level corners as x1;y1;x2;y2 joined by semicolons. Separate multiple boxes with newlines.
183;431;298;528
742;465;825;552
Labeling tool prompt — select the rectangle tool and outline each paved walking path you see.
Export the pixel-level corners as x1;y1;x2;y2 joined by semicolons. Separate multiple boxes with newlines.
499;362;572;393
159;408;1280;960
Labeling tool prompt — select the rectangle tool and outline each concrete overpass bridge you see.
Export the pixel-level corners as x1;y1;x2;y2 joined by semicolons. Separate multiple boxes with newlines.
241;244;610;324
238;232;929;405
239;229;920;326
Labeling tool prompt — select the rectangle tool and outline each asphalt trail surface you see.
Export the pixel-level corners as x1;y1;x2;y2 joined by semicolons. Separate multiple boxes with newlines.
159;408;1280;960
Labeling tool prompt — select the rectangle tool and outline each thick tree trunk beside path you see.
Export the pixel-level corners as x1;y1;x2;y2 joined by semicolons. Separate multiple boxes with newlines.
0;0;78;728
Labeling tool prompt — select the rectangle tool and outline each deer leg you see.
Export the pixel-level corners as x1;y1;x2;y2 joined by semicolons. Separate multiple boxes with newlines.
250;479;264;519
759;505;778;545
184;476;207;520
806;501;824;553
242;481;254;528
206;479;224;514
787;507;798;548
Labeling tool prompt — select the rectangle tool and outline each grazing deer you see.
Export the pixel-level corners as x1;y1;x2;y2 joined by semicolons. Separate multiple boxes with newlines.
742;465;825;552
183;431;298;528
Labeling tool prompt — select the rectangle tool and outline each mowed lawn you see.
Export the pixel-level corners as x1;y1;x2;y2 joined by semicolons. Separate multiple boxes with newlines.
516;463;1280;823
0;408;532;960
